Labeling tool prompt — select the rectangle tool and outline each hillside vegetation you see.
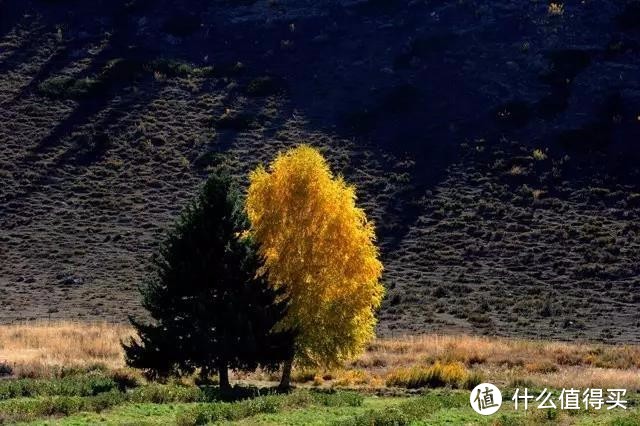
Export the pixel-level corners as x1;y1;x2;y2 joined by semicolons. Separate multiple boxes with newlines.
1;0;639;342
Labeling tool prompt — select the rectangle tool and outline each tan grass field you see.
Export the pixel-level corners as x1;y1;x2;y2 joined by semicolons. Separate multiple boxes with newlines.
1;322;639;391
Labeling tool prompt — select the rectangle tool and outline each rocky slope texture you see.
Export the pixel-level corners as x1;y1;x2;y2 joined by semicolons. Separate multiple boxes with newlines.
1;0;639;342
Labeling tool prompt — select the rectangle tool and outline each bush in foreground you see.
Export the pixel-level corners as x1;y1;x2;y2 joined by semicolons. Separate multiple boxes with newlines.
385;362;481;389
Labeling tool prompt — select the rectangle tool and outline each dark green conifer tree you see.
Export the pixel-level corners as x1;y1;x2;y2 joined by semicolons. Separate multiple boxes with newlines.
123;170;293;391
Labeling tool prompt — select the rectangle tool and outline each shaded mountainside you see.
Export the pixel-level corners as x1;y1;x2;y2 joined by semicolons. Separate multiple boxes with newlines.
1;0;639;342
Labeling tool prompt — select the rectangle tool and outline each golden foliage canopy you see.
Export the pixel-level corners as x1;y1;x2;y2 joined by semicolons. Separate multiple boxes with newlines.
246;145;384;367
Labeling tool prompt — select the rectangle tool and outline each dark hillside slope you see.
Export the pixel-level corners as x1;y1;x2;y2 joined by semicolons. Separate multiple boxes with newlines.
1;0;639;342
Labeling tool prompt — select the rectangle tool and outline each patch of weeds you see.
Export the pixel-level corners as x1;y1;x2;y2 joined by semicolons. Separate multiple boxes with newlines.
149;59;215;78
385;362;469;389
532;148;548;161
312;390;363;407
38;58;142;100
548;3;564;16
337;391;467;425
0;390;125;423
343;406;409;425
525;360;559;374
38;75;97;98
467;312;493;326
128;384;206;404
0;375;118;400
432;286;448;298
462;371;483;390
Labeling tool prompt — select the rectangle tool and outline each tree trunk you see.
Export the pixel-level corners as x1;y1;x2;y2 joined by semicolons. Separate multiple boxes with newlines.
278;358;293;391
218;362;231;393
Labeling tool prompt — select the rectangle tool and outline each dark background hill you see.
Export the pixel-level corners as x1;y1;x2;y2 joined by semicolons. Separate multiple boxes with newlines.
1;0;640;342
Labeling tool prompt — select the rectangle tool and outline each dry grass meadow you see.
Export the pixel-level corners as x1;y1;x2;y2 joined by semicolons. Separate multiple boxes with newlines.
2;321;639;392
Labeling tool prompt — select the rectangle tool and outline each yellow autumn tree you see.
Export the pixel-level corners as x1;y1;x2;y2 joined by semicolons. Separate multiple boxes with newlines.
246;145;384;388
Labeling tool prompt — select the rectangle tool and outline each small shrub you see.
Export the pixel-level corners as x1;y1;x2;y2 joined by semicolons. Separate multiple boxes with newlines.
385;362;469;389
149;59;215;78
0;362;12;377
333;369;369;387
467;312;492;325
313;390;363;407
533;147;547;161
508;165;526;176
525;360;559;374
548;3;564;16
38;75;100;99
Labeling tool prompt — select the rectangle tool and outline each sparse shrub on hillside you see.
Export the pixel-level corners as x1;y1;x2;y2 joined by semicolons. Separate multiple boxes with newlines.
467;312;493;326
148;59;215;78
508;165;526;176
38;75;97;98
38;58;141;99
548;3;564;16
532;148;547;160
